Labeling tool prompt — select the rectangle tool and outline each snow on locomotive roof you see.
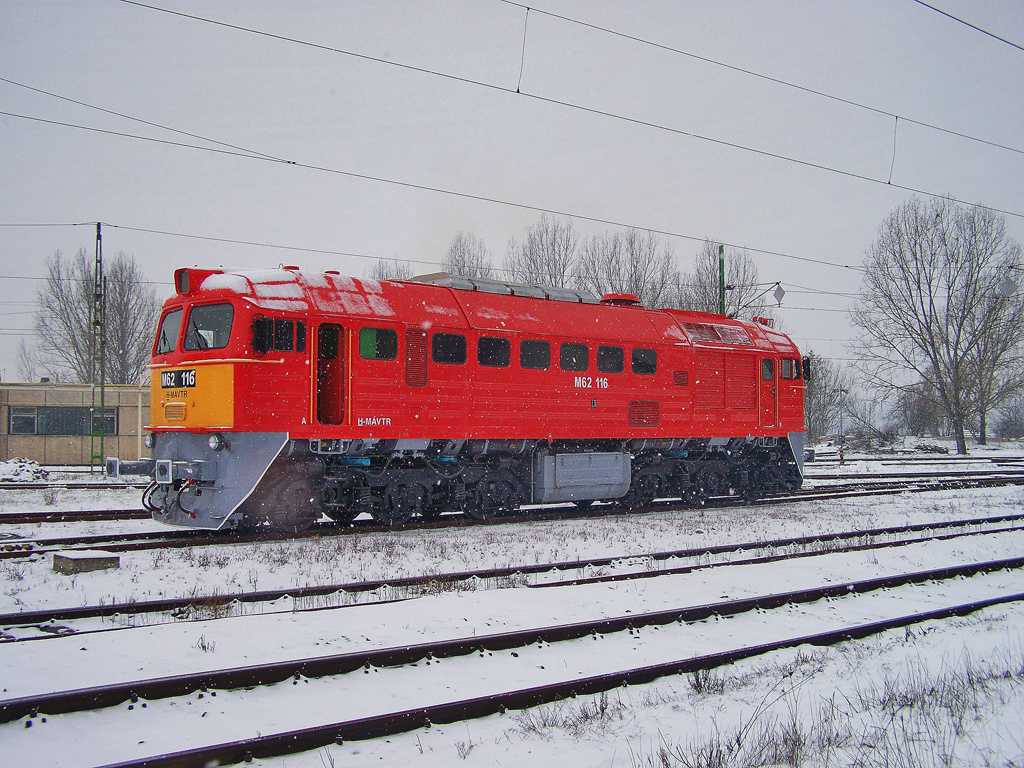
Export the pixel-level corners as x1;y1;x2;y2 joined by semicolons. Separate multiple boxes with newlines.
182;266;797;352
412;272;600;305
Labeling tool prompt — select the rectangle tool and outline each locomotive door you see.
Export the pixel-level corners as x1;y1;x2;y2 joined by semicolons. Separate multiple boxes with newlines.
316;323;346;425
759;357;778;428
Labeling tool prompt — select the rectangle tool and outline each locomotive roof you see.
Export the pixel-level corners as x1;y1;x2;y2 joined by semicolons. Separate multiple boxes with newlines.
180;267;797;353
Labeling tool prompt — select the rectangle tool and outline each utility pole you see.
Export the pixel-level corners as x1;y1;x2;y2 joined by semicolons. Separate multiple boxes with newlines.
718;244;726;315
89;222;106;471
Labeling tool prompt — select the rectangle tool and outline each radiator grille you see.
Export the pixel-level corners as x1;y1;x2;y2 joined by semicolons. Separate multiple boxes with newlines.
164;403;186;421
628;400;660;427
405;328;428;386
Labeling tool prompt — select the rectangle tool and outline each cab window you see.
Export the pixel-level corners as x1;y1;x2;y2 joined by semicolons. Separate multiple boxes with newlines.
184;303;234;351
762;359;776;381
154;308;183;354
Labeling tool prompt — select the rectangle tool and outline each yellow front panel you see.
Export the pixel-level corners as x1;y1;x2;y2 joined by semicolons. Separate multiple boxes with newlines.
149;363;235;429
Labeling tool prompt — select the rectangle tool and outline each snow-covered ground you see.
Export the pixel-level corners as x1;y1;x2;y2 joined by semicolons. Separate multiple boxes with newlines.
1;445;1023;767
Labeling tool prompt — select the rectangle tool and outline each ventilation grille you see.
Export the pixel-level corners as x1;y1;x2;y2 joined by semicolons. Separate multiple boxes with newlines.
680;321;753;346
405;328;428;386
628;400;660;427
164;403;186;421
673;370;689;387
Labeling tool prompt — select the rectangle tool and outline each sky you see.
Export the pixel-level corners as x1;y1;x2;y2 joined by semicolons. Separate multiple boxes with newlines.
1;0;1022;382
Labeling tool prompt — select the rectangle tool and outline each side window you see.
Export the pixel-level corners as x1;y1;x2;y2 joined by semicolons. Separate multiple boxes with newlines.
432;332;467;365
597;345;624;374
782;358;799;380
762;358;775;381
274;320;295;352
184;303;234;351
253;317;307;354
520;339;551;370
560;342;589;372
478;336;511;367
155;308;183;355
632;348;657;375
359;327;399;360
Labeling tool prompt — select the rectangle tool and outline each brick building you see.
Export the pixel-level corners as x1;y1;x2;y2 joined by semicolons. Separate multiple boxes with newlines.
0;382;150;465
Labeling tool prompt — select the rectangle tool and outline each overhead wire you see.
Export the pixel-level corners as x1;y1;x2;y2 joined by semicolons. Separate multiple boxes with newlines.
497;0;1024;156
111;1;1023;221
910;0;1024;53
0;115;869;273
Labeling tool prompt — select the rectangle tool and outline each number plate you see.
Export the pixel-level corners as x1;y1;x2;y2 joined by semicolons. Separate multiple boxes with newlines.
161;369;197;389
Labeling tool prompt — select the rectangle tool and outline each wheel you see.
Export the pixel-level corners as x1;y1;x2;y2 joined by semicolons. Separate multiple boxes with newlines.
466;471;519;521
371;482;423;526
619;472;661;510
243;461;322;533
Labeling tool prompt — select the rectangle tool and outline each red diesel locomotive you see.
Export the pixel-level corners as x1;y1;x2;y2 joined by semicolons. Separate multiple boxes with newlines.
109;266;808;531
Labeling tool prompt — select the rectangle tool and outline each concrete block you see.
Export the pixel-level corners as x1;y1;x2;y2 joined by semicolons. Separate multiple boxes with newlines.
53;550;120;575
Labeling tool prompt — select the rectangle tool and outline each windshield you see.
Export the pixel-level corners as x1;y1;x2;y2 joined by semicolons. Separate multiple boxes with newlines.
154;308;183;355
183;303;234;351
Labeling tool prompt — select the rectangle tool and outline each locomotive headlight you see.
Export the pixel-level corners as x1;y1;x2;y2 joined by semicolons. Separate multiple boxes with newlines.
207;433;226;452
143;433;155;450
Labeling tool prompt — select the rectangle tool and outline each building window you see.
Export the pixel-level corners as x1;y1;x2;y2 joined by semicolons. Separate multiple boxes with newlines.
632;348;657;375
359;327;399;360
432;333;467;365
478;336;511;367
560;342;589;372
520;339;551;370
8;406;117;436
9;407;37;435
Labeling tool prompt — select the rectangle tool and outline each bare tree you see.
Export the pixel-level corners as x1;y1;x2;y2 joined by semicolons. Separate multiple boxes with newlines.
964;281;1024;445
441;230;495;279
674;240;771;317
104;256;162;384
889;378;946;438
852;196;1023;454
576;227;677;307
802;352;852;444
24;248;160;384
995;395;1024;439
366;256;414;281
504;215;578;287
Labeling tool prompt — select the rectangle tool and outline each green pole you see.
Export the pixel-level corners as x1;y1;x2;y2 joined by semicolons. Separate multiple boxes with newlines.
718;244;725;315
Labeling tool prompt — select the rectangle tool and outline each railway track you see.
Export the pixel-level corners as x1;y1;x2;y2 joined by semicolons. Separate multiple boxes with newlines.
3;552;1021;767
3;512;1023;643
3;469;1024;560
3;462;1024;529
